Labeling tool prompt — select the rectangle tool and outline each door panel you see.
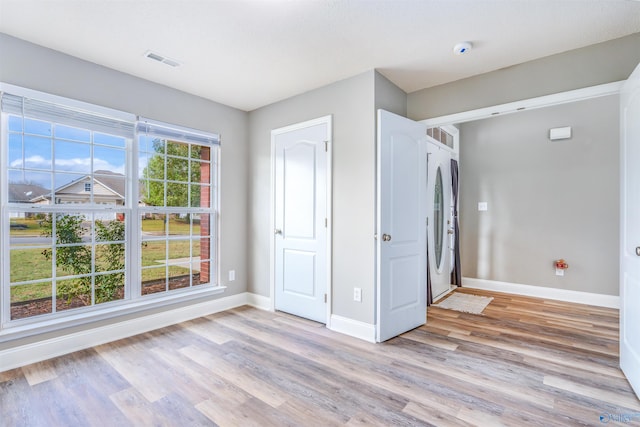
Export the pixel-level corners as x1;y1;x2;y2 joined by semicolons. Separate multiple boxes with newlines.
283;142;317;239
274;120;328;323
377;110;428;342
621;62;640;398
427;142;452;300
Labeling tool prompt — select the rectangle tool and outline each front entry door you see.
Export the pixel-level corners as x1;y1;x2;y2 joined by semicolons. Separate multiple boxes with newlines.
620;62;640;398
273;117;330;323
427;142;453;300
376;110;428;342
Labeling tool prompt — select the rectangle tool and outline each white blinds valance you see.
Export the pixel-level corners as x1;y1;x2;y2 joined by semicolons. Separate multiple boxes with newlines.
1;92;135;138
137;117;220;146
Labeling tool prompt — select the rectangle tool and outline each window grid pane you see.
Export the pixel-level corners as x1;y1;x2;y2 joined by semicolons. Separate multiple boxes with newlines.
139;138;215;296
7;211;127;320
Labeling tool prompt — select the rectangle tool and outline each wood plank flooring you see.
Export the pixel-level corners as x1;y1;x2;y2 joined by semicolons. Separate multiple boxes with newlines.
1;288;639;426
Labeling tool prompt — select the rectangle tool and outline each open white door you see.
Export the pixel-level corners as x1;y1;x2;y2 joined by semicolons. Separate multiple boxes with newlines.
620;63;640;398
273;117;330;323
376;110;428;342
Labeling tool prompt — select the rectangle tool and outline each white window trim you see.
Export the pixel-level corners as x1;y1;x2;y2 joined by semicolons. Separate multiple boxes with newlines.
0;83;223;340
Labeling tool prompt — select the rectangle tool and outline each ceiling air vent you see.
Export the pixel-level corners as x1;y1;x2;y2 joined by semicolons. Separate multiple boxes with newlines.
144;50;181;68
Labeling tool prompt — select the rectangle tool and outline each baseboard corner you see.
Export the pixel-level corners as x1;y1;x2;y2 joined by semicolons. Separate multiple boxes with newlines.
328;314;376;343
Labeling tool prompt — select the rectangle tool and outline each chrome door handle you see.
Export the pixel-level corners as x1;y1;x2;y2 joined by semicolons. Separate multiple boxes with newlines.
275;229;282;235
636;247;640;256
382;234;392;242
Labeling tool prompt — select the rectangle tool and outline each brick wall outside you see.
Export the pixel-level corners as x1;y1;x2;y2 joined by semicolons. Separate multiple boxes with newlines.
199;147;211;283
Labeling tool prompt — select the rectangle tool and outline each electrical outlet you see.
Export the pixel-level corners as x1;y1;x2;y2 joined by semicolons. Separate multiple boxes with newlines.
353;287;362;302
555;268;564;277
228;270;236;281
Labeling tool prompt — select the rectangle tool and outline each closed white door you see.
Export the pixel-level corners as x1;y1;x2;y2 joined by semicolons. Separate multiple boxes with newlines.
427;142;452;300
620;62;640;398
376;110;428;342
273;118;329;323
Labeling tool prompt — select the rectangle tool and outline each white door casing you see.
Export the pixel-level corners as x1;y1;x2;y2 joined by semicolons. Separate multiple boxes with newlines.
620;63;640;399
272;117;331;324
376;110;428;342
427;141;453;300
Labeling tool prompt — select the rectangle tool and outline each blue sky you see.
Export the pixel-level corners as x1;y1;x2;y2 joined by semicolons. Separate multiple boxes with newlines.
8;116;134;190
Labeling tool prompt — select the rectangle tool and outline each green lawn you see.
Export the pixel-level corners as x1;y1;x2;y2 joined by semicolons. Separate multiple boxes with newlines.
9;218;45;237
10;227;201;303
11;282;51;303
142;218;200;235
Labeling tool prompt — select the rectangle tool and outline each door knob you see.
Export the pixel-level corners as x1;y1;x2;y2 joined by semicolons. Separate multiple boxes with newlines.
636;247;640;256
275;229;282;235
382;234;392;242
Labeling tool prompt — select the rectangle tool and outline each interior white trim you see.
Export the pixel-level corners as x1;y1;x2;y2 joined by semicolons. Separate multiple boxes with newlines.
0;292;258;373
245;292;271;311
420;81;624;127
463;277;620;309
328;314;376;343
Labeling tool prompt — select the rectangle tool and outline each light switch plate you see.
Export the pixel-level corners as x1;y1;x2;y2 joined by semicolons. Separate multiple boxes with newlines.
478;202;488;211
229;270;236;281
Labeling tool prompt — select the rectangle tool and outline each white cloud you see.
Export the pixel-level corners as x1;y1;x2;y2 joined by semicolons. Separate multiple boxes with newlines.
10;156;124;175
10;155;50;169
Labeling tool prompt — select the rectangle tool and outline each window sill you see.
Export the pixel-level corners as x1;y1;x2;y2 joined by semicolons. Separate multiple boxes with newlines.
0;285;226;343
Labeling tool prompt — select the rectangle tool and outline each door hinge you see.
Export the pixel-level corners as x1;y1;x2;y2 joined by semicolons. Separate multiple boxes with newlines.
324;293;327;303
324;140;328;152
325;218;328;228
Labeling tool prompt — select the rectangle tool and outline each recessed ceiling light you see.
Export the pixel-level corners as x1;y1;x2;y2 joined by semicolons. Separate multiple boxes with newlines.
453;42;473;55
144;50;181;67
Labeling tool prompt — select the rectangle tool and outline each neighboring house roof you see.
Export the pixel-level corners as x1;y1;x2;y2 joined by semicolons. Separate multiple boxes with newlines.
94;171;126;198
8;183;50;203
55;170;125;199
11;172;145;205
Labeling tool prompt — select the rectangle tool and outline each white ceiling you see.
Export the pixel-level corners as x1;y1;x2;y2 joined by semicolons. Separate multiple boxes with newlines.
1;0;639;112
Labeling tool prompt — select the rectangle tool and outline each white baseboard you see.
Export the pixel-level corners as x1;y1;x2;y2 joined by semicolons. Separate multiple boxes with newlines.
328;314;376;343
462;277;619;309
0;292;263;373
245;293;271;311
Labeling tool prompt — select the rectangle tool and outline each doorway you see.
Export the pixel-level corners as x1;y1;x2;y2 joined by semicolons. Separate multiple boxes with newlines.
270;116;332;323
427;139;456;302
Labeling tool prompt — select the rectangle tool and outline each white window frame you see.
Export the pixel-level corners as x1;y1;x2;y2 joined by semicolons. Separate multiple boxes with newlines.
0;83;223;339
135;118;220;298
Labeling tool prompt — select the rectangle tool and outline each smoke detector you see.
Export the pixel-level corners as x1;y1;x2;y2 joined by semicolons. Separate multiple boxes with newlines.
144;50;181;67
453;42;473;55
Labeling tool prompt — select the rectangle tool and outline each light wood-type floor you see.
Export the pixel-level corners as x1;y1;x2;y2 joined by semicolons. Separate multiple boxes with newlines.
1;288;639;426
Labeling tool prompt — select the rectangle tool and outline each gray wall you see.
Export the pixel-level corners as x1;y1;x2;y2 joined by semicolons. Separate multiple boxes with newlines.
0;34;249;348
408;33;640;120
459;95;619;295
248;71;406;325
375;71;407;117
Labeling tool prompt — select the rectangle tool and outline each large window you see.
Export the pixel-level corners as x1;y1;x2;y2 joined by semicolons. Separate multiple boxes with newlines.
137;119;217;296
1;88;220;329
